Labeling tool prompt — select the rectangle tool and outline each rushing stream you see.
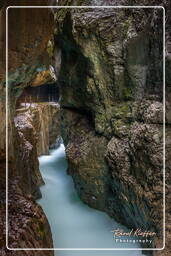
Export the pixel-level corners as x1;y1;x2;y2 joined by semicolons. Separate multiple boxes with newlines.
37;144;145;256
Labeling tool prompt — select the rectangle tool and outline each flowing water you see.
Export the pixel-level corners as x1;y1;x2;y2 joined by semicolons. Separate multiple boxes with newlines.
37;144;145;256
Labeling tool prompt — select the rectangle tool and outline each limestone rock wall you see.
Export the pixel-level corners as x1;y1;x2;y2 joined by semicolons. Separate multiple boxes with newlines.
0;0;55;253
62;109;109;210
0;0;54;162
0;0;170;254
55;1;171;254
0;165;53;255
26;102;61;156
14;102;60;199
3;101;60;253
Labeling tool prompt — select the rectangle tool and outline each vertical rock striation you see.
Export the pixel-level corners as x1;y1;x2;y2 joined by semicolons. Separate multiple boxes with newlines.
14;102;60;199
0;0;55;253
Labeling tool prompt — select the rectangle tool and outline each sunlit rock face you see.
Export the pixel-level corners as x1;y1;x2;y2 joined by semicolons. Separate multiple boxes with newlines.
55;1;171;253
31;70;55;87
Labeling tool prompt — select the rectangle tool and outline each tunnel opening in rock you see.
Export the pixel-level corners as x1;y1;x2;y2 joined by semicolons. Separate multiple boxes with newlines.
16;83;60;107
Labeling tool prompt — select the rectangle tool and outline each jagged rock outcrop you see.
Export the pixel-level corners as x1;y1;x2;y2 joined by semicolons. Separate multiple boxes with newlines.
55;1;171;254
14;102;60;199
62;109;109;210
17;102;61;156
14;111;43;199
2;101;60;254
0;164;53;255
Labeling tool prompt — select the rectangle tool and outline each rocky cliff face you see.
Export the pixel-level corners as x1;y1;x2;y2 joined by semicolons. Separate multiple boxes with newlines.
14;102;60;199
0;0;55;254
55;1;171;254
0;0;170;255
0;168;53;255
16;102;61;156
0;0;54;162
2;101;60;252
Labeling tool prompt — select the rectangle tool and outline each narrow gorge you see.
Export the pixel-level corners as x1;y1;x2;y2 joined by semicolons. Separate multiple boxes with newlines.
0;1;171;256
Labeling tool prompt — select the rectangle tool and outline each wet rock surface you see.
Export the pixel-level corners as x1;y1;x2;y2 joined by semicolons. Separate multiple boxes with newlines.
62;109;109;211
0;0;54;161
1;102;59;254
106;122;164;247
0;0;170;255
0;167;53;256
0;0;55;253
14;102;60;199
55;1;171;254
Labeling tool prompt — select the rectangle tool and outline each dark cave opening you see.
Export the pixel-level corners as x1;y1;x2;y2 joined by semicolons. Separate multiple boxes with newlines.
16;82;60;107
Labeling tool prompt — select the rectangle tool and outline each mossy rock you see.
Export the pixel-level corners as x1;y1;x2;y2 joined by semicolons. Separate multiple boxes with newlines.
112;119;131;137
112;102;133;121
